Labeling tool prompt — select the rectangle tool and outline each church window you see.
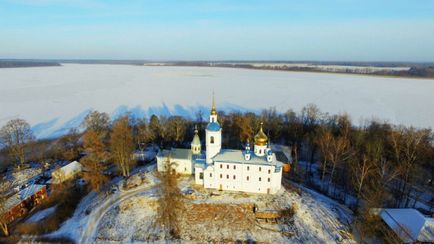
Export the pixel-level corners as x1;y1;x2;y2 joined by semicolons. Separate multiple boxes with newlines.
210;136;214;144
227;164;229;169
210;173;212;177
259;177;262;182
268;169;271;174
259;167;262;172
184;167;187;172
226;174;229;179
233;165;236;170
220;174;222;178
247;166;250;171
199;172;203;180
220;164;222;169
268;178;270;182
233;175;236;180
247;176;249;181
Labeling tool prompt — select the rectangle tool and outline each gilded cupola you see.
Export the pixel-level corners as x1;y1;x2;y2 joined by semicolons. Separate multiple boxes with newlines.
254;122;268;146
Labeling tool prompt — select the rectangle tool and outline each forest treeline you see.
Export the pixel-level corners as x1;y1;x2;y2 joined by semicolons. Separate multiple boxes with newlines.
165;62;434;78
0;60;61;68
1;104;433;240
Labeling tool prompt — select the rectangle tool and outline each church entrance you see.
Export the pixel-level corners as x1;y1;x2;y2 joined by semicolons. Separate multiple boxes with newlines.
267;188;270;194
219;184;222;191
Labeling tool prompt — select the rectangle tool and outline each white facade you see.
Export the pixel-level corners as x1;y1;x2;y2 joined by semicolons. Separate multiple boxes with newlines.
157;148;194;175
198;150;282;194
205;127;221;164
157;95;283;194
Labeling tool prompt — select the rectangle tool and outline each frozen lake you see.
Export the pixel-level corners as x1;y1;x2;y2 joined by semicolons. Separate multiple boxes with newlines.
0;64;433;138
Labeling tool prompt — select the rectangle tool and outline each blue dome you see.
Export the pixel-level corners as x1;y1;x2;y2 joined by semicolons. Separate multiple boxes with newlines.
206;122;221;131
267;150;273;155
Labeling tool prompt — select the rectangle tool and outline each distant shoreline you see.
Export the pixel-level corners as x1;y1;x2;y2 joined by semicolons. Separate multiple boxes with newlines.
0;60;61;68
1;59;434;79
143;62;434;79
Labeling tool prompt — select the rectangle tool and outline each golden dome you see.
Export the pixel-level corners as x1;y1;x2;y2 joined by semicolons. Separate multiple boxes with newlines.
254;122;268;146
211;107;217;115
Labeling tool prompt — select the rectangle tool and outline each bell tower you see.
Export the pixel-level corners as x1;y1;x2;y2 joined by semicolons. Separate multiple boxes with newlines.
205;93;222;164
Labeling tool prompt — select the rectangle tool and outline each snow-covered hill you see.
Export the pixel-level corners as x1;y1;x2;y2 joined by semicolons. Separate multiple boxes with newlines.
48;167;354;243
1;64;433;138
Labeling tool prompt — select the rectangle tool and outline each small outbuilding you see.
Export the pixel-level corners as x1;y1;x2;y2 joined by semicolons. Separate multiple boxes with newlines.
375;208;434;243
51;161;83;184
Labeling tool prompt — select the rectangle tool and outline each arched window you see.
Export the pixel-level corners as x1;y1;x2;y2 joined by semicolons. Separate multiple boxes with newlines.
210;136;214;144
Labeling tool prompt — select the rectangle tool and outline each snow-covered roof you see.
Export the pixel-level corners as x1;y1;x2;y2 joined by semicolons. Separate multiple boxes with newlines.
2;184;46;213
213;149;283;167
158;148;193;161
379;208;434;243
57;161;83;175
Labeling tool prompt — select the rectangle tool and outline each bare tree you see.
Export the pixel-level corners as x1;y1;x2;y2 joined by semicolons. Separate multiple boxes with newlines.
56;128;81;161
390;127;430;207
236;113;255;143
167;116;187;144
283;109;303;175
350;136;380;206
148;114;161;144
81;110;110;135
316;125;351;190
0;118;34;167
110;116;135;177
301;104;322;182
80;130;109;192
155;156;185;239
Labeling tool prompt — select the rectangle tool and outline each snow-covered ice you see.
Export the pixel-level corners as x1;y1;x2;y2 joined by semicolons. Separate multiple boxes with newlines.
1;64;433;138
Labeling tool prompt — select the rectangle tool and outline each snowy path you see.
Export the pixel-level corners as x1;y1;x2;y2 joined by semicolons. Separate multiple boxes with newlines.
79;184;157;243
47;166;158;243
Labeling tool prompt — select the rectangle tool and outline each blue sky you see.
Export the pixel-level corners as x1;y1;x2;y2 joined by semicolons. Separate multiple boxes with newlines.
1;0;434;61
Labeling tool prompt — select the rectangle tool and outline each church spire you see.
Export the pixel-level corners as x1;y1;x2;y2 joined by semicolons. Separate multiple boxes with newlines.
211;92;217;115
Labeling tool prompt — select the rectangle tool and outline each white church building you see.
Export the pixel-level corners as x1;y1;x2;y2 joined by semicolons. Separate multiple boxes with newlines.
157;96;283;194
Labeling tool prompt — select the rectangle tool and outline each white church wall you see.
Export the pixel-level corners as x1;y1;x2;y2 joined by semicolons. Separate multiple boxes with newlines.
194;166;204;185
204;166;217;189
206;161;282;194
205;129;222;163
157;155;193;175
